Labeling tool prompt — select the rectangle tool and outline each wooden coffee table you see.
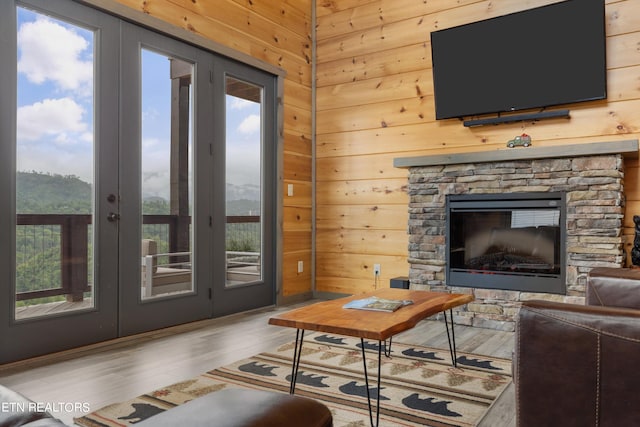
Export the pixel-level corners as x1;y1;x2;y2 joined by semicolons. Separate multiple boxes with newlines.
268;288;474;427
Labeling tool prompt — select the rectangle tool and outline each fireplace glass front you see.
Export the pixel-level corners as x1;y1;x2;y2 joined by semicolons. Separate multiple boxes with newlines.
446;192;566;294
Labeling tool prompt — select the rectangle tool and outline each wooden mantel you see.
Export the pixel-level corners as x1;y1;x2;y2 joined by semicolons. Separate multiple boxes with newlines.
393;139;639;168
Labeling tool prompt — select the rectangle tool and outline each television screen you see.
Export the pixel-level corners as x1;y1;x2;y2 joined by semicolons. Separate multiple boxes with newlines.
430;0;607;120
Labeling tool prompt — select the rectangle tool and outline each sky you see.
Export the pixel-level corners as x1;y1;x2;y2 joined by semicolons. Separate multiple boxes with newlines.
16;7;261;201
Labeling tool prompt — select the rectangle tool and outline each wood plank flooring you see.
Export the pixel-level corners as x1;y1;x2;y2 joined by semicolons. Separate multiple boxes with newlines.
0;301;515;426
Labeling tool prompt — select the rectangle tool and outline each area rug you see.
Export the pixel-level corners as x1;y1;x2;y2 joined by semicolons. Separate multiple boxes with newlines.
74;334;511;427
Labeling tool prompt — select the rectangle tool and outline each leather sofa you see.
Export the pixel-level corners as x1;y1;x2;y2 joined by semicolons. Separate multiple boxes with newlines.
585;266;640;308
0;384;66;427
515;267;640;427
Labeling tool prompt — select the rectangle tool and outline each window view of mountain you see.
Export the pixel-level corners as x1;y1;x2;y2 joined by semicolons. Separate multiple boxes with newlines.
16;171;260;305
17;171;92;214
16;171;261;215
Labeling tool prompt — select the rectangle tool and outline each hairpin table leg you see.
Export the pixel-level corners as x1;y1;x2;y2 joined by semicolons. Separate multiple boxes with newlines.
361;338;383;427
443;309;458;368
289;329;305;394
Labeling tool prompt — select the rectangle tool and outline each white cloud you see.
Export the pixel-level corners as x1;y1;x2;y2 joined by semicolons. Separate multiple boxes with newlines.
17;17;93;93
227;143;260;186
141;137;172;199
142;107;160;124
230;97;254;110
142;137;162;149
142;171;170;199
237;114;261;135
17;146;94;184
17;98;87;142
80;132;94;143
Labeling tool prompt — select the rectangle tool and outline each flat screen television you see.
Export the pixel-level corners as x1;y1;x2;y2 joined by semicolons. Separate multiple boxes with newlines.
430;0;607;121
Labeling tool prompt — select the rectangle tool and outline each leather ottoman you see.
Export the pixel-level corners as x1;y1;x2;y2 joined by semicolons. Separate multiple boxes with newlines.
136;388;333;427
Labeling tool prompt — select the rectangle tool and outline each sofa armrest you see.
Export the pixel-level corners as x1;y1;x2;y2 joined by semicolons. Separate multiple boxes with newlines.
515;300;640;427
587;267;640;309
0;385;67;426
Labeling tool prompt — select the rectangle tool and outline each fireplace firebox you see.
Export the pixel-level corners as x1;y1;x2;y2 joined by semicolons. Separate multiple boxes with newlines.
446;192;566;294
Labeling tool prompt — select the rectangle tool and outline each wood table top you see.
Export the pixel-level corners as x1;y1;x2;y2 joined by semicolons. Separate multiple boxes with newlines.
268;288;474;341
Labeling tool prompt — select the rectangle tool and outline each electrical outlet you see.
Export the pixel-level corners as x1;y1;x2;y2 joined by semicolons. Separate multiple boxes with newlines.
287;184;294;197
373;263;381;276
297;260;304;273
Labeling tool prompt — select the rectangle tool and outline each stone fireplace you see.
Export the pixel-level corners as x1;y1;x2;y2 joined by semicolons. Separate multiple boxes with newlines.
394;140;638;331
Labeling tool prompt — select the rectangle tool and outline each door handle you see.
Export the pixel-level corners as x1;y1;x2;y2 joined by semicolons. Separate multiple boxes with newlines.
107;212;120;222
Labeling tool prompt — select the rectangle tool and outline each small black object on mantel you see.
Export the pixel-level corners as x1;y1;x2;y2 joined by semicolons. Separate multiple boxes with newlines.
632;215;640;266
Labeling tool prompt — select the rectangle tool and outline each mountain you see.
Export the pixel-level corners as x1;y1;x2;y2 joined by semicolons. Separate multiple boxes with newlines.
226;182;260;201
226;183;260;215
17;171;92;214
16;171;261;216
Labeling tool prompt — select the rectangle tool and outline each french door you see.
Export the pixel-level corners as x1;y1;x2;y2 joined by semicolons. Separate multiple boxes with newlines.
117;23;214;336
0;0;276;363
211;58;277;317
0;0;120;363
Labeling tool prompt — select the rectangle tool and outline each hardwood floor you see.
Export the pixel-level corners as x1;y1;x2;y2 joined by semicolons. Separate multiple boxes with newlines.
0;301;516;426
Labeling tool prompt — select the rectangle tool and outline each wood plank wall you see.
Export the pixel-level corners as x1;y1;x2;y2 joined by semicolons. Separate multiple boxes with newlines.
315;0;640;295
111;0;314;298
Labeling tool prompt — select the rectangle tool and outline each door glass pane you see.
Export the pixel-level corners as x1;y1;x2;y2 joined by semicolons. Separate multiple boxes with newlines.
225;77;262;287
140;49;194;300
15;8;95;320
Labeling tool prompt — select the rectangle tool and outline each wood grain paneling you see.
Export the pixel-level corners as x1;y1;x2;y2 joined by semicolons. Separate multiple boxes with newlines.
283;103;312;136
316;178;409;206
625;157;640;228
315;0;640;293
231;0;311;38
283;181;312;207
284;152;312;181
316;204;408;231
283;129;312;157
168;0;309;56
316;43;431;87
316;69;432;111
317;153;409;181
607;65;640;102
316;252;408;285
315;228;408;256
316;97;433;133
283;230;312;253
317;16;430;64
284;79;312;110
283;206;312;231
282;251;312;296
316;122;482;158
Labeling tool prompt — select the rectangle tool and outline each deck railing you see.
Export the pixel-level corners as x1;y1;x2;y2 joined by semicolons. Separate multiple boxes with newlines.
16;214;260;303
16;214;91;302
